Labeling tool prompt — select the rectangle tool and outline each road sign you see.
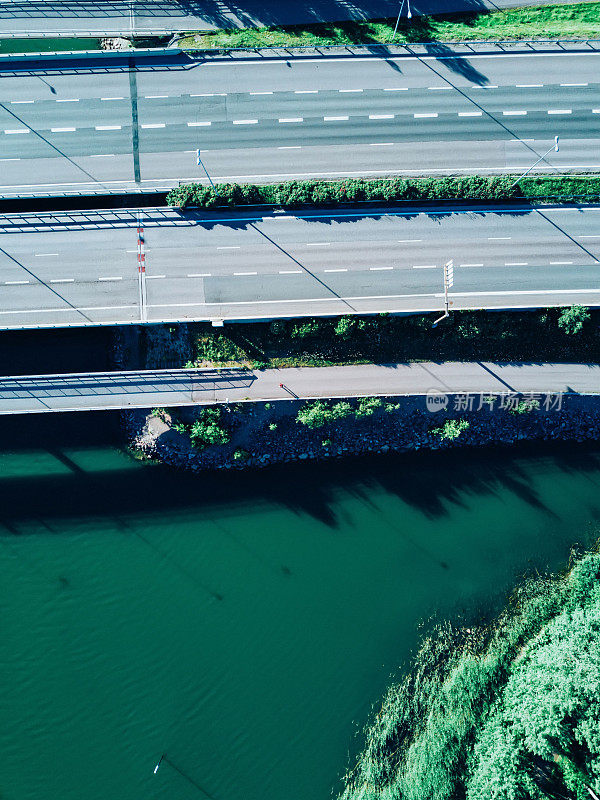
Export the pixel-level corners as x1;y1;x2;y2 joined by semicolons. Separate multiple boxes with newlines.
444;259;454;288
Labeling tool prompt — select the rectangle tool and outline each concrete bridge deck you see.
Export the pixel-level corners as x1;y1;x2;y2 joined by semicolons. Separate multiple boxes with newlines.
0;362;598;414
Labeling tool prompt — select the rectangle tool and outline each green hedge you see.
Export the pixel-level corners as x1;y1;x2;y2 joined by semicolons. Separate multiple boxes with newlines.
167;175;600;210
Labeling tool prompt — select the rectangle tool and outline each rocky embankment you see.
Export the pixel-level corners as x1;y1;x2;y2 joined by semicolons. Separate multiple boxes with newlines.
123;394;600;473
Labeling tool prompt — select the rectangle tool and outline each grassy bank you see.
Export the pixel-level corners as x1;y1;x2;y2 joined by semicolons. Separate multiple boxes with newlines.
167;175;600;210
178;2;600;49
340;547;600;800
142;308;600;371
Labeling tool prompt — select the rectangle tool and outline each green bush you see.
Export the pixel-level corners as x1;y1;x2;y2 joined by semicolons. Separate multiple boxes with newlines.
189;408;230;449
558;305;591;335
295;400;333;429
355;397;383;418
433;418;470;440
167;175;600;212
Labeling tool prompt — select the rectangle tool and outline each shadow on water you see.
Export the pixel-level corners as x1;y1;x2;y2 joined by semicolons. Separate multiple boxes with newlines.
0;412;600;533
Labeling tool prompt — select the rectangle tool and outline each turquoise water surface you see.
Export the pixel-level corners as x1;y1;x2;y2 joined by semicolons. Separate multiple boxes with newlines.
1;414;599;800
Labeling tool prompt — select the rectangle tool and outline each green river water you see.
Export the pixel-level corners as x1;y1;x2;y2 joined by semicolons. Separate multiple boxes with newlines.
1;414;599;800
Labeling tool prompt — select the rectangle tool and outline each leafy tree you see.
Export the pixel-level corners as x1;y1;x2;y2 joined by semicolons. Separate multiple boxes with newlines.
558;305;590;335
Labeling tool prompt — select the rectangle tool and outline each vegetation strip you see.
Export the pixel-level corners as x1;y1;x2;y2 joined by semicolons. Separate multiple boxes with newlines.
167;175;600;210
340;547;600;800
176;2;600;50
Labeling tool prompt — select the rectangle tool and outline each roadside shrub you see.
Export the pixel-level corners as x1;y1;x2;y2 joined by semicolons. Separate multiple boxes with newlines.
558;305;590;335
189;408;230;448
291;320;321;338
296;400;332;429
356;397;383;417
433;418;470;440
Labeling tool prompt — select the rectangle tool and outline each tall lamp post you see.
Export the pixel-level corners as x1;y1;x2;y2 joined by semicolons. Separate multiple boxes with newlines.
433;260;453;327
196;149;216;189
392;0;412;39
511;136;559;188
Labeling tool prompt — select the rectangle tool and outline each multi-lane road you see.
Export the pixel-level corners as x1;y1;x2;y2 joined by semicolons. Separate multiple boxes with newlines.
0;0;582;37
0;362;597;414
1;48;599;195
0;204;598;328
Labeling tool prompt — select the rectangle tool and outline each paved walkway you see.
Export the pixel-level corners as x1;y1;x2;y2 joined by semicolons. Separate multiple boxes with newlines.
0;362;598;414
0;0;583;37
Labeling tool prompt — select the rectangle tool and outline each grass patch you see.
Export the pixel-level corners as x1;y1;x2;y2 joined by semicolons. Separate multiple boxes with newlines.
168;175;600;210
340;548;600;800
182;307;600;369
177;2;600;49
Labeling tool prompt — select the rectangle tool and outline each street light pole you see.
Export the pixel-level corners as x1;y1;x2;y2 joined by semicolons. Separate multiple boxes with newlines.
392;0;412;39
511;136;559;188
433;260;453;326
196;149;216;189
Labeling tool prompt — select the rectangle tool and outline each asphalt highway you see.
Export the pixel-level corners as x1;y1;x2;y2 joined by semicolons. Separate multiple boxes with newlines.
0;361;597;414
0;50;599;195
0;0;584;37
0;204;599;329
